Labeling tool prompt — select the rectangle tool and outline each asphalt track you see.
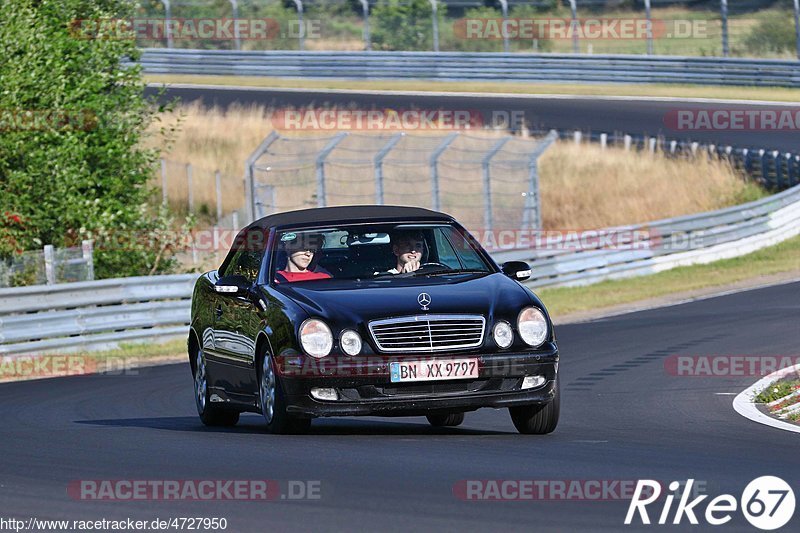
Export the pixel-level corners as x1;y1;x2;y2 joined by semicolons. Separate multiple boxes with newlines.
145;85;800;153
1;280;798;531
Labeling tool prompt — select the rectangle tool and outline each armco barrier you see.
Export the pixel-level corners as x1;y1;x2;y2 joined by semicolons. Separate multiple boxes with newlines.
1;183;799;356
137;49;800;88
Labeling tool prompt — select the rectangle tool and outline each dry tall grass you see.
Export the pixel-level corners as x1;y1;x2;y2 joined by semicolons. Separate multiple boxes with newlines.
146;104;763;230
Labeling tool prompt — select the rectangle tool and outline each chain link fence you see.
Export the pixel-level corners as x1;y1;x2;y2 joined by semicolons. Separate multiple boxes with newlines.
0;242;94;288
245;130;558;234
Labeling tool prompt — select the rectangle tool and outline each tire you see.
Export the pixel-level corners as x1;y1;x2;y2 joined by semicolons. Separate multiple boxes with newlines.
193;347;239;427
258;352;311;435
426;412;465;427
509;380;560;435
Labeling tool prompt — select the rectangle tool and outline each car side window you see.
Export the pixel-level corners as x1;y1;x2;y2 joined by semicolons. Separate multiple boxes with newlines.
220;230;267;283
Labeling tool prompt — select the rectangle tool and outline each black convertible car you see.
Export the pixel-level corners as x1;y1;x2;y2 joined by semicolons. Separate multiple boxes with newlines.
188;205;559;434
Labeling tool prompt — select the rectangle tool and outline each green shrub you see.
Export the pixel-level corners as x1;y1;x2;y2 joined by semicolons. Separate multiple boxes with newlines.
372;0;443;51
743;10;797;57
0;0;180;279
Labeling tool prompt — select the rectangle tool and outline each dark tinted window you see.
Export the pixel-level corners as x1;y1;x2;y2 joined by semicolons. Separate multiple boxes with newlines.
220;229;268;282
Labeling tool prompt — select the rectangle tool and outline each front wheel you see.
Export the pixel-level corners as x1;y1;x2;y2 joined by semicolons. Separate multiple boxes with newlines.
509;380;559;435
194;348;239;427
426;412;465;427
259;353;311;434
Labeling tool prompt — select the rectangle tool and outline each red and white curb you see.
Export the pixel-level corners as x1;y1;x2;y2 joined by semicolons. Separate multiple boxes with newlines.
733;363;800;434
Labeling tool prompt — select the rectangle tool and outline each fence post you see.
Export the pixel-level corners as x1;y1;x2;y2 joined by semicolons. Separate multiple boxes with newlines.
359;0;371;51
245;131;281;223
482;137;511;234
232;211;239;231
573;131;582;145
499;0;510;53
759;149;768;186
315;132;348;208
644;0;653;55
81;240;95;281
568;0;579;53
624;135;632;151
429;0;439;52
44;245;55;285
374;133;405;205
774;150;783;188
186;163;194;214
600;133;607;150
429;132;459;212
292;0;305;51
720;0;729;57
160;0;173;49
160;158;168;206
794;0;800;59
524;130;558;231
649;137;657;154
215;170;223;221
229;0;241;50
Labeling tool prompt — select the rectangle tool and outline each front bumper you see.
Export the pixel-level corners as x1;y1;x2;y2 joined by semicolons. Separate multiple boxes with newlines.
276;346;558;418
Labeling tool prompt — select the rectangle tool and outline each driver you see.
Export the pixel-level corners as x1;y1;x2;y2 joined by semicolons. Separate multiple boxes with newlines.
275;233;332;283
385;230;426;274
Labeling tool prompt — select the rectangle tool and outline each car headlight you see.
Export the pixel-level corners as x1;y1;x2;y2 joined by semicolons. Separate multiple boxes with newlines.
492;321;513;349
517;307;548;347
299;319;333;358
340;329;362;356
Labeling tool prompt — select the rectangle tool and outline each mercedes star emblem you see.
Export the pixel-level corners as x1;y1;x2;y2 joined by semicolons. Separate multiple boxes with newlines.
417;293;431;310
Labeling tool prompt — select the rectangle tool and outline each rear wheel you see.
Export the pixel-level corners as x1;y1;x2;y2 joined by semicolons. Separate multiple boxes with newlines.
193;348;239;427
259;352;311;434
509;380;560;435
426;412;465;427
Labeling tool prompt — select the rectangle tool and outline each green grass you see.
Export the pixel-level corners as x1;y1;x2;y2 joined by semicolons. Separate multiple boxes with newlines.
755;379;800;403
537;234;800;318
80;338;187;363
145;74;800;103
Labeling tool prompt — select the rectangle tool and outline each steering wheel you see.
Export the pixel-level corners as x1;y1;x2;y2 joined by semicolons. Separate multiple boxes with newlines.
418;262;452;271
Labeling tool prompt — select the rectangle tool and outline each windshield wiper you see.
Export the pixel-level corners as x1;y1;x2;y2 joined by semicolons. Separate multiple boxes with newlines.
414;269;488;276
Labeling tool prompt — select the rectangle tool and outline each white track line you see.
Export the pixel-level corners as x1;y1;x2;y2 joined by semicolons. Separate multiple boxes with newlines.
147;83;800;107
732;364;800;434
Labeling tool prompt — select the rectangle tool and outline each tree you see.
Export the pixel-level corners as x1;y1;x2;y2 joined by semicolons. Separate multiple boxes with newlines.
372;0;443;51
0;0;178;278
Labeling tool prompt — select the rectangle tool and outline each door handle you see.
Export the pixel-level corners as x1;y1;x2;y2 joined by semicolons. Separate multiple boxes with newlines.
216;304;223;319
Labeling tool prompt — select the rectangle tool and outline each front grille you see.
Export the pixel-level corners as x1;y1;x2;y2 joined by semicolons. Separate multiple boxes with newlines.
368;314;485;352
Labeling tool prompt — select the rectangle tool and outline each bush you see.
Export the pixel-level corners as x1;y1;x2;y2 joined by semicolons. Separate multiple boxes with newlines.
743;10;797;57
0;0;179;279
372;0;443;51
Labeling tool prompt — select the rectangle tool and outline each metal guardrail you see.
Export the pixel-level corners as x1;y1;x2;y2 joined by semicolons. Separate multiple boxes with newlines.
138;49;800;87
2;182;799;356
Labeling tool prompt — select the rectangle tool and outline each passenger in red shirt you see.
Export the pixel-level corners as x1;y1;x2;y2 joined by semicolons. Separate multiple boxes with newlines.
275;233;332;283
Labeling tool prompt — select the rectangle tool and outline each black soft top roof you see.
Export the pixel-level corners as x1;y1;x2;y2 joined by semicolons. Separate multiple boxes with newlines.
246;205;453;230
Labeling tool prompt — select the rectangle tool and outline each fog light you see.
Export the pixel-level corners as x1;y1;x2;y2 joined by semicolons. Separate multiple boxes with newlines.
310;387;338;401
521;375;545;390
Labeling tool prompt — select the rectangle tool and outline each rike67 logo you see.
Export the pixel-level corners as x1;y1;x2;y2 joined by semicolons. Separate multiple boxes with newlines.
625;477;795;530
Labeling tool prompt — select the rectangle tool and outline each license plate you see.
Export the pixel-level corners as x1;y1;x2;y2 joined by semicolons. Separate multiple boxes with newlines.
389;358;479;383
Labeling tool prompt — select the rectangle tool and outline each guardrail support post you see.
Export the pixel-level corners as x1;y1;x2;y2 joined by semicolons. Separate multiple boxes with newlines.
568;0;579;53
82;240;95;281
523;130;558;231
600;133;607;150
482;137;511;234
624;135;632;151
44;245;55;285
430;133;458;212
429;0;439;52
644;0;654;55
720;0;729;57
374;133;405;205
292;0;305;51
774;150;783;188
315;132;348;208
359;0;371;51
245;131;281;223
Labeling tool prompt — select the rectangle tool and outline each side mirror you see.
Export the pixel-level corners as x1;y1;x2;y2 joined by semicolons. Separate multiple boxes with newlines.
215;275;252;295
502;261;532;281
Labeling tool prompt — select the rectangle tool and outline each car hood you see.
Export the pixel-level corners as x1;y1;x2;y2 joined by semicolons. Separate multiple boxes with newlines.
273;273;539;327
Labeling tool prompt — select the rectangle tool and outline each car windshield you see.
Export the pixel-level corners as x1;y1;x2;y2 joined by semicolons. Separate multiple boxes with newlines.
271;223;492;283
